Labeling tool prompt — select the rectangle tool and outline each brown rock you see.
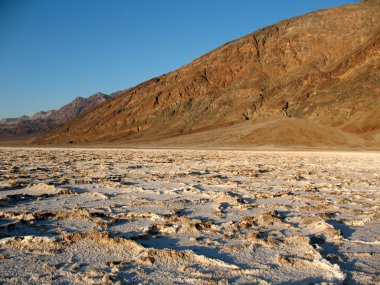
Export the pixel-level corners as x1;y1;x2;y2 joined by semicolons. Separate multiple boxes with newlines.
32;1;380;148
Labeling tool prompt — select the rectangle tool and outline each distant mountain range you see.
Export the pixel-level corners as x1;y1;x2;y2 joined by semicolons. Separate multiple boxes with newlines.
0;93;111;137
6;0;380;148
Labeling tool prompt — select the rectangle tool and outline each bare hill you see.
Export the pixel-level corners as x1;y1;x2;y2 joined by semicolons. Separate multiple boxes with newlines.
32;1;380;148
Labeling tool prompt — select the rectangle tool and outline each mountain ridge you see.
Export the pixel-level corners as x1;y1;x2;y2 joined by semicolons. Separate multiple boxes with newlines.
0;92;111;137
31;0;380;147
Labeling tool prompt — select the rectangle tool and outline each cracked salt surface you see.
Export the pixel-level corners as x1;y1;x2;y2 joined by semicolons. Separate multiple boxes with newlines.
0;148;379;284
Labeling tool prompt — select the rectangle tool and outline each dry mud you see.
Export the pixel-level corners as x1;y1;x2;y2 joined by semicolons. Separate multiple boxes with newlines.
0;148;379;285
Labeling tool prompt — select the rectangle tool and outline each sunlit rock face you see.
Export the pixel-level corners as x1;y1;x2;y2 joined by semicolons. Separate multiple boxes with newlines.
33;0;380;148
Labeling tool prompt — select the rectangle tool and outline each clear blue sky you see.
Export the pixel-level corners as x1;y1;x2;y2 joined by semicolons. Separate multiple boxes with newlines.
0;0;359;119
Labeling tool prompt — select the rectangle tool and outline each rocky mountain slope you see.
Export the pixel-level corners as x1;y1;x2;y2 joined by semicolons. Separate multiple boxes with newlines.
33;0;380;148
0;93;111;137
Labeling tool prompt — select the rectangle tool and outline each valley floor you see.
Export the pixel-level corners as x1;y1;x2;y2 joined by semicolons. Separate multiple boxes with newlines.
0;148;379;284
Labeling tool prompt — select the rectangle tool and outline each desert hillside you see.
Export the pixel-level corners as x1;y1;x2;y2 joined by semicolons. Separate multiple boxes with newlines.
32;0;380;148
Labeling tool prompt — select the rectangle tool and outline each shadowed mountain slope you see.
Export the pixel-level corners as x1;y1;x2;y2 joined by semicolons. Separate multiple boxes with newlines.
0;93;111;138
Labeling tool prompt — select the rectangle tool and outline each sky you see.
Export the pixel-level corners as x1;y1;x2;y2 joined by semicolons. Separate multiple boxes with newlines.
0;0;359;119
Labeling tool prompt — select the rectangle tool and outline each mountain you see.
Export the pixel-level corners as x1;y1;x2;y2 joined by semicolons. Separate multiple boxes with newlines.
0;93;111;138
33;0;380;148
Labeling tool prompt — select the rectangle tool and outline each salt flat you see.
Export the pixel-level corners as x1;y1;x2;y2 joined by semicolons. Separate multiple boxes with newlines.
0;148;379;284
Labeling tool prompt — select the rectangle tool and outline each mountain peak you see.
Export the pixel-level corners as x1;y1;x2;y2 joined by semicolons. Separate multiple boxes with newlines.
0;93;112;138
30;0;380;148
5;0;380;148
